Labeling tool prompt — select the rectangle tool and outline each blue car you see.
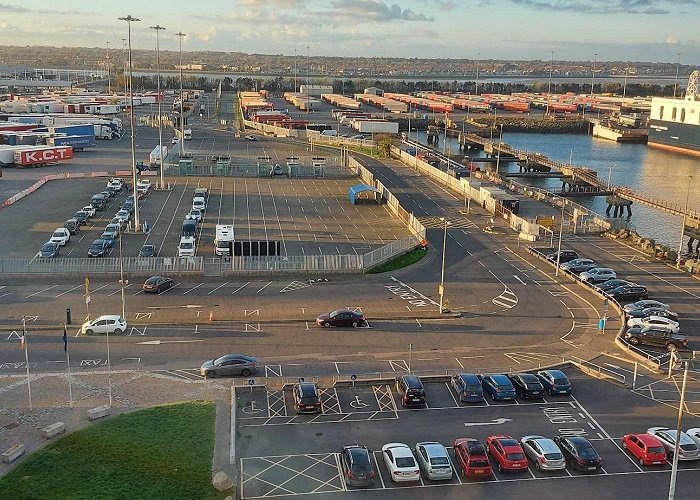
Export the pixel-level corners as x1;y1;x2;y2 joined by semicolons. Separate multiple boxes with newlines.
451;373;484;403
100;231;117;248
480;374;516;401
536;370;572;396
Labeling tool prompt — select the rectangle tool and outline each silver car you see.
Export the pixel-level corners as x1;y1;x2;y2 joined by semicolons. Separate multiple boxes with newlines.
415;442;453;480
647;427;700;461
520;435;566;471
200;354;258;378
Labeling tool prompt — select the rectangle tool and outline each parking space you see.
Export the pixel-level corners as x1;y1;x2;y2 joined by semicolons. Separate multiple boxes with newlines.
236;366;700;499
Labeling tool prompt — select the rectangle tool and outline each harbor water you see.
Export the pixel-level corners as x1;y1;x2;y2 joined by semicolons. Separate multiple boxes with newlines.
417;131;700;249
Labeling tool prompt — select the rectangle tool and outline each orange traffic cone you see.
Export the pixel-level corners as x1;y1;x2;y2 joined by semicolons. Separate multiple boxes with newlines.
209;310;214;322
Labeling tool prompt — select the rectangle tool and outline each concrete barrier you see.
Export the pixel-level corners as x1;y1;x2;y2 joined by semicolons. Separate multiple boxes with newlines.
88;405;111;421
42;421;66;439
2;444;25;463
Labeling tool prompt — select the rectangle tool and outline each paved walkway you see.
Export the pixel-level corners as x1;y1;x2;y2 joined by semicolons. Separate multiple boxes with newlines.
0;369;233;478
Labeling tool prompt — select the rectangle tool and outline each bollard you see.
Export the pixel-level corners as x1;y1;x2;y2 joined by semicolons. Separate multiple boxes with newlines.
66;308;72;325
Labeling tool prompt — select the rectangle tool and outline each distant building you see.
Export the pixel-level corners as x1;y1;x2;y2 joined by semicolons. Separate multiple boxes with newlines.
300;84;333;97
175;63;205;71
364;87;384;96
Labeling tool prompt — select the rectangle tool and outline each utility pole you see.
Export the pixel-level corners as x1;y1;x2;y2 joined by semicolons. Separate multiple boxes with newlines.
106;41;111;94
150;24;166;189
175;32;187;156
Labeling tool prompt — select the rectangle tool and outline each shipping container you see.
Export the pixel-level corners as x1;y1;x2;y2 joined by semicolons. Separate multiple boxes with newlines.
12;145;73;167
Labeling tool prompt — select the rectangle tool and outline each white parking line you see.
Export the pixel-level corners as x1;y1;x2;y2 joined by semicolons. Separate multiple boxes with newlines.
25;284;58;298
445;382;460;407
231;282;250;295
257;281;272;293
182;283;204;295
55;284;82;297
208;282;228;294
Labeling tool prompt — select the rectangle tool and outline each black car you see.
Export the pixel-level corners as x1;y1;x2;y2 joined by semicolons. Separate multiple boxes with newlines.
554;436;603;472
316;309;367;328
139;244;158;257
88;239;109;257
143;276;173;293
91;194;107;210
546;250;579;264
340;445;376;488
606;285;648;302
593;279;635;293
624;327;688;352
396;375;426;408
506;373;545;399
627;307;679;321
39;241;60;258
293;382;322;414
64;218;81;235
121;198;134;211
100;190;113;201
73;211;90;225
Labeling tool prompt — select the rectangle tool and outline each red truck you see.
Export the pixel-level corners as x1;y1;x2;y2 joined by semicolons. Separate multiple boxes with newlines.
13;146;73;168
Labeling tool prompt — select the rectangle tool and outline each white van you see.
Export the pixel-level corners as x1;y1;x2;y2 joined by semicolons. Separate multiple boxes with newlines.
178;236;196;257
320;129;338;137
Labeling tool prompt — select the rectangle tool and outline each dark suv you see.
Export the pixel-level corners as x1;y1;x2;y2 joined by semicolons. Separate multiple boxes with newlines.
506;373;545;399
293;382;322;414
396;375;426;408
546;250;579;264
607;285;648;302
624;327;688;352
64;218;81;235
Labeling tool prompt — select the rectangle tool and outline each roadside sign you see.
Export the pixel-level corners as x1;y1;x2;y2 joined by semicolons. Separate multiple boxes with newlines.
350;374;357;381
84;277;90;295
438;284;444;295
85;295;91;304
248;379;255;386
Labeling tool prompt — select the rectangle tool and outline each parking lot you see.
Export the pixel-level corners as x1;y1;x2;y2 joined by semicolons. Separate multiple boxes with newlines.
235;367;700;499
0;174;410;259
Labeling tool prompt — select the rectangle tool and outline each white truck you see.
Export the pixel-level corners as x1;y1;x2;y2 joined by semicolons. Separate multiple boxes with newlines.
149;145;168;168
214;224;234;256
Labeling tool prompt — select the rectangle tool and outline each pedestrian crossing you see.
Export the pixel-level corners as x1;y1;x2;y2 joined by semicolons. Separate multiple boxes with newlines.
416;215;479;230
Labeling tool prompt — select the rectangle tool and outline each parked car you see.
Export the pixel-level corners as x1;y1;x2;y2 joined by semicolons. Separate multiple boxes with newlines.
554;435;603;472
244;135;258;141
316;309;367;328
143;276;173;293
136;179;152;192
686;428;700;449
520;436;566;471
199;354;258;378
64;218;81;235
579;267;616;283
624;327;688;352
192;198;206;211
486;435;528;472
115;209;131;223
396;375;426;408
546;250;579;264
626;315;680;333
452;438;492;478
627;307;679;321
108;177;125;191
480;374;516;401
100;232;116;248
121;198;134;211
536;369;572;396
81;205;96;218
80;315;127;335
381;443;420;483
593;279;636;293
110;217;127;231
90;194;107;210
606;285;649;302
105;185;119;197
646;427;700;461
39;241;60;258
87;239;109;257
340;445;376;488
622;433;668;466
50;228;70;246
105;223;121;237
507;373;545;399
451;373;484;403
623;300;670;314
139;244;158;257
415;442;453;480
100;189;114;200
73;210;90;225
186;209;202;222
293;382;322;414
560;258;597;274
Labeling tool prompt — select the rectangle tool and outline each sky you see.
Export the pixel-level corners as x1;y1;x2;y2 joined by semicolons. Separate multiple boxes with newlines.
0;0;698;64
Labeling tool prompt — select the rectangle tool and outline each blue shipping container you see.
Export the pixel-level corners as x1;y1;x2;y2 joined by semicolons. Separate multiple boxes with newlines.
47;135;95;151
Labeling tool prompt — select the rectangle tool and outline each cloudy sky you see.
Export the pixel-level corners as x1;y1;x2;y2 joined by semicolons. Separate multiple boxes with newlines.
0;0;698;63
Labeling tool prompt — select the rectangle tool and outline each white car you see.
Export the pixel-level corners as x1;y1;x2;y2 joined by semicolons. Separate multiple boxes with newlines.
579;267;616;283
686;428;700;449
623;300;670;313
136;179;152;193
381;443;420;483
192;198;206;211
50;228;71;246
186;209;202;222
520;435;566;471
626;315;680;333
81;205;96;218
647;427;700;461
80;315;127;336
108;178;124;191
115;209;131;223
415;442;453;480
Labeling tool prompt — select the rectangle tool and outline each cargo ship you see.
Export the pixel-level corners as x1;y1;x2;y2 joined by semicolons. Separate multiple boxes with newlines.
648;70;700;157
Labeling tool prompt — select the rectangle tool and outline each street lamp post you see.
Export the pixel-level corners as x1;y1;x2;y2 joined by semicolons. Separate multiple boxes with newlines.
443;112;448;156
591;53;597;97
105;41;111;94
673;52;682;99
150;24;166;190
622;67;629;104
474;53;480;96
546;51;553;116
668;352;692;500
294;48;297;92
495;123;504;176
676;175;693;268
555;200;566;277
119;14;141;232
175;32;187;157
439;217;451;314
306;46;310;113
607;164;615;190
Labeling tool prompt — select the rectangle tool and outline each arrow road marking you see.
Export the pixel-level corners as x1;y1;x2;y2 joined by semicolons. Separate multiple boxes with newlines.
513;275;527;286
464;418;513;427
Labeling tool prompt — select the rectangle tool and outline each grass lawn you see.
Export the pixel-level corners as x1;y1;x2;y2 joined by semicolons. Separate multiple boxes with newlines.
0;401;226;500
368;247;427;273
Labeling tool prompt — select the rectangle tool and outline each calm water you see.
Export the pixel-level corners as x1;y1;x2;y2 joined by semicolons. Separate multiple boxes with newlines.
417;131;700;248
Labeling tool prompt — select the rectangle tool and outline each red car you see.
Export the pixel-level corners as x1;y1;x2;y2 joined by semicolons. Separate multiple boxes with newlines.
453;438;493;478
622;433;668;466
486;435;528;472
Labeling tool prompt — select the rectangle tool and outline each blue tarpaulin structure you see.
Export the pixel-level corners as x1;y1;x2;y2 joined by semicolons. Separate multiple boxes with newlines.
348;184;381;205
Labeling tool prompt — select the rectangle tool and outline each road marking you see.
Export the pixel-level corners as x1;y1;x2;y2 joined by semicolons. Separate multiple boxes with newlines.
208;282;228;294
55;284;82;297
513;275;527;286
231;282;250;295
183;283;204;295
136;340;204;345
257;281;272;293
464;418;513;427
25;284;58;298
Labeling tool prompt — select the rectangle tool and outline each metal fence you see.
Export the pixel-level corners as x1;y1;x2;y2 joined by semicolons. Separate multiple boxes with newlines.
362;235;423;269
0;257;203;276
230;254;364;273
